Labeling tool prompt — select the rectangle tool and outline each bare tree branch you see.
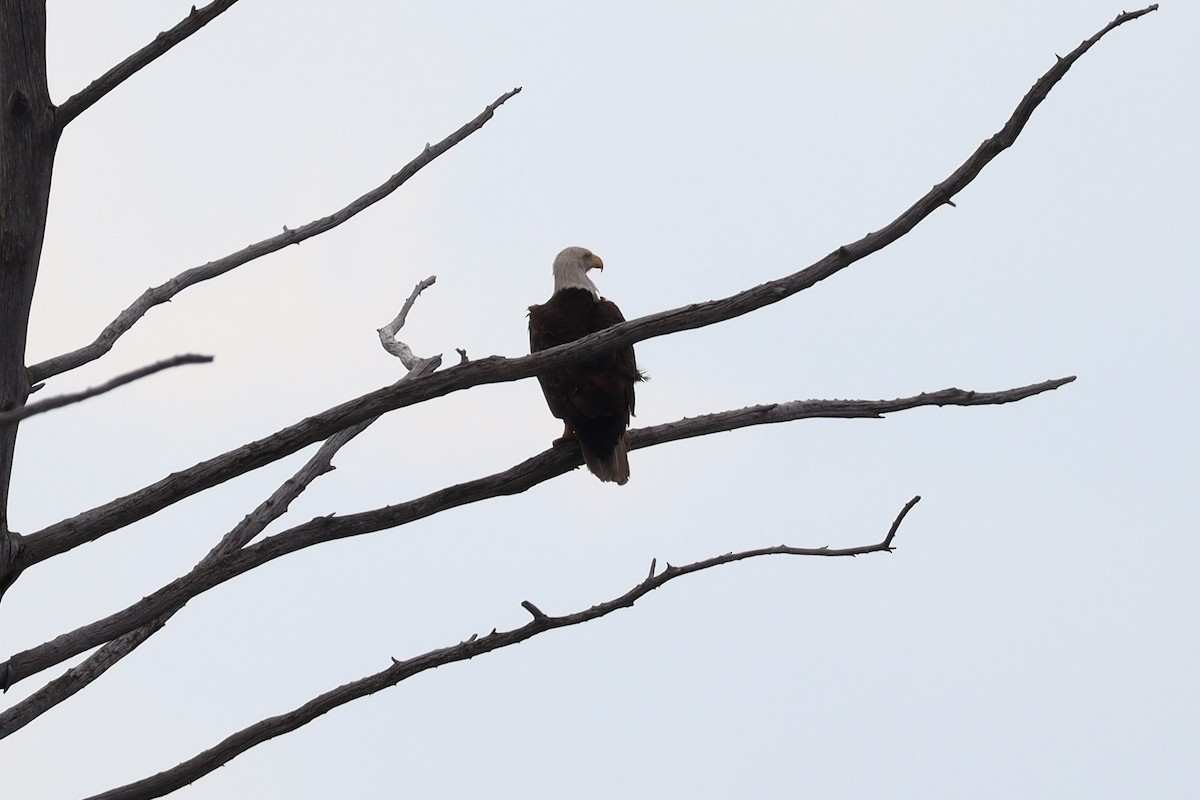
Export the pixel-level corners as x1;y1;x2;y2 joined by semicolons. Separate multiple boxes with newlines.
0;414;376;736
0;0;1149;703
0;3;1159;796
629;377;1077;449
191;274;442;562
0;354;211;428
12;6;1150;567
377;275;439;370
55;1;242;128
0;280;442;733
81;497;919;800
28;88;521;384
0;376;1069;694
0;618;166;738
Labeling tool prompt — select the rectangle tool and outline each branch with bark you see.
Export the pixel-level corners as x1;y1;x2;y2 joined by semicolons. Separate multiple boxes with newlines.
79;498;919;800
54;1;243;128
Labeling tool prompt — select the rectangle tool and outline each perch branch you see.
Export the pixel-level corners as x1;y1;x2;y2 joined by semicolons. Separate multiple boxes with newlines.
81;497;916;800
0;354;211;428
55;0;242;127
29;88;520;384
0;278;442;733
0;377;1067;693
13;5;1149;566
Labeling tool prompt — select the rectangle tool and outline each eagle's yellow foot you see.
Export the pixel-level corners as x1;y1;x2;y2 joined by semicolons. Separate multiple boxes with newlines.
552;423;576;445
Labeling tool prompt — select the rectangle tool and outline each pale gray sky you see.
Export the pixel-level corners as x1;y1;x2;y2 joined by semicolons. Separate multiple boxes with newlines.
3;2;1196;797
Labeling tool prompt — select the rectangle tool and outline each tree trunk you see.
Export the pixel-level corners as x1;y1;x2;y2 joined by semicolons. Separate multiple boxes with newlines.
0;1;59;597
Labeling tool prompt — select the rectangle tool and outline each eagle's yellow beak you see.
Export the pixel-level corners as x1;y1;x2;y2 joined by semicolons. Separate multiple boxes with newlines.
587;253;604;272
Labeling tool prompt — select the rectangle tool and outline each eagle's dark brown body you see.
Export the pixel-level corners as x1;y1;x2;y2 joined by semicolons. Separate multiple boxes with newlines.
529;287;642;484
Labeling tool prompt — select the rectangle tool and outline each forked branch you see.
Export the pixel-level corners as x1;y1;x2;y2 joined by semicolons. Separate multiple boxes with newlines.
80;497;918;800
14;5;1153;568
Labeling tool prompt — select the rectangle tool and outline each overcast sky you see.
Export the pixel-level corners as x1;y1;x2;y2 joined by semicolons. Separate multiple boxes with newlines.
2;2;1196;798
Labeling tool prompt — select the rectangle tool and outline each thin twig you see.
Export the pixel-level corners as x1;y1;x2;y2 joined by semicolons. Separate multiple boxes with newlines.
0;354;211;428
29;88;520;384
81;498;916;800
0;376;1068;694
55;0;242;128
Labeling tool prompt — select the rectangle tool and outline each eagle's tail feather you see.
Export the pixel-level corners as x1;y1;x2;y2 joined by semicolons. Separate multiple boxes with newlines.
581;435;630;485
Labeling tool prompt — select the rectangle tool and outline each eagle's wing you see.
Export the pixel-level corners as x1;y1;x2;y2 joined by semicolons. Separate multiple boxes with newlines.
528;303;574;421
590;298;641;419
529;295;642;428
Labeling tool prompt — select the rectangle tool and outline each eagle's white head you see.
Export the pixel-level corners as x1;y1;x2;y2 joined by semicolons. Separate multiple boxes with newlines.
552;246;604;298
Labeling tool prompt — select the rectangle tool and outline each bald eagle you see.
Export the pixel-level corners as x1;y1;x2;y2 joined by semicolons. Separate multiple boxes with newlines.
528;246;643;485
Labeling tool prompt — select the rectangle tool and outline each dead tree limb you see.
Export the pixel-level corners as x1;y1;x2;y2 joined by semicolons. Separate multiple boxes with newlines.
80;497;919;800
0;7;1159;794
28;89;520;385
55;1;243;128
0;354;211;428
16;1;1149;568
0;375;1069;696
0;279;441;733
